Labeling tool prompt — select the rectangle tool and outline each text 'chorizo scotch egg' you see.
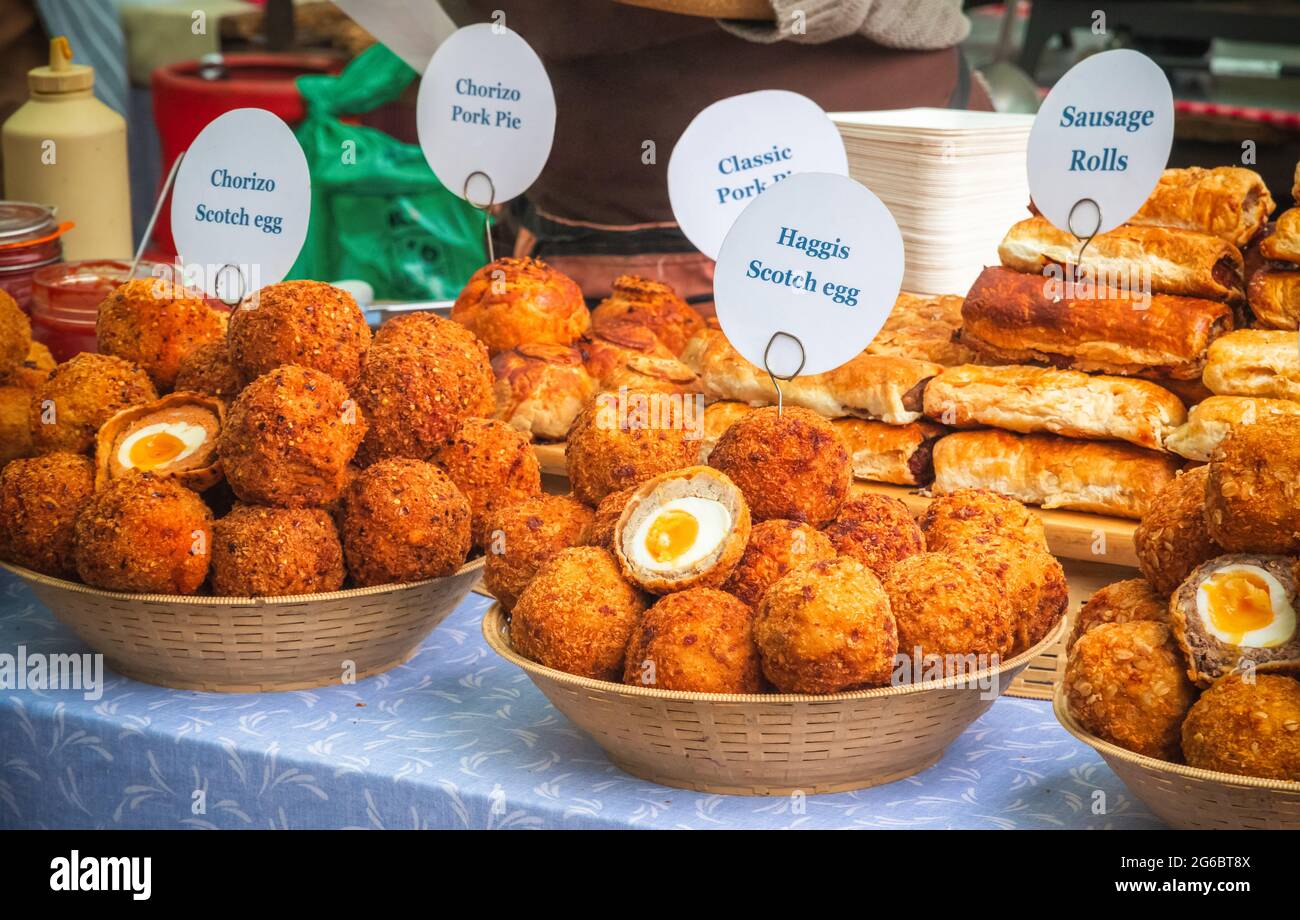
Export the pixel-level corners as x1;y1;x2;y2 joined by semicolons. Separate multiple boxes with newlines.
614;466;750;594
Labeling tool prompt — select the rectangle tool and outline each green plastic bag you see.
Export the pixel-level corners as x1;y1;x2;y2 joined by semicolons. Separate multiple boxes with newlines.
288;44;486;300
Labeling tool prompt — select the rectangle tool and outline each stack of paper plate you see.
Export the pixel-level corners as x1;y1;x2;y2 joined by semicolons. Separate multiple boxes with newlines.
832;108;1036;296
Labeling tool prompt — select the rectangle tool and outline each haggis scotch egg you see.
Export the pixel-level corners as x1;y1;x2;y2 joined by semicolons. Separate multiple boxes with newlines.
614;466;751;594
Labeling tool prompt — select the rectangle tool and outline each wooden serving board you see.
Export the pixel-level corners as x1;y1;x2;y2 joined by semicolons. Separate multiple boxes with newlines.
531;443;1138;567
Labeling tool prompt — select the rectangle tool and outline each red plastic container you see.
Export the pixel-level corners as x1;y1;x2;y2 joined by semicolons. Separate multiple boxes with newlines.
148;53;342;259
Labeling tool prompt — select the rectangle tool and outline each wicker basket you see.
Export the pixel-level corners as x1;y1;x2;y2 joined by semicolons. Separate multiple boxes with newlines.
484;604;1068;795
1053;685;1300;829
1;558;484;693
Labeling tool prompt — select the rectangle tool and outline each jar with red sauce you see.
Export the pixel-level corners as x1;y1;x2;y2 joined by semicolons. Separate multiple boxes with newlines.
30;260;163;362
0;202;64;310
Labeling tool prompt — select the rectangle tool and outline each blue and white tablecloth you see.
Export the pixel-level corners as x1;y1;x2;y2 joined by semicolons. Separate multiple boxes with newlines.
0;572;1163;829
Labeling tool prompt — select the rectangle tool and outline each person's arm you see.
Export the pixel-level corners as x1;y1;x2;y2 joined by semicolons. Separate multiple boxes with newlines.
719;0;969;49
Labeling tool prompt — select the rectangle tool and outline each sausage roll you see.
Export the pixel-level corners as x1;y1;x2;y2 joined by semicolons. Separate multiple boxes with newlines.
866;292;979;367
1259;208;1300;265
1129;166;1275;247
830;417;947;486
1247;267;1300;330
1164;394;1300;462
1202;329;1300;401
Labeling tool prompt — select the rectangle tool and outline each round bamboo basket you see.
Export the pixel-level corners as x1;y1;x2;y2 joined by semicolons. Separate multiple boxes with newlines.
484;603;1068;795
1;558;484;693
1053;685;1300;829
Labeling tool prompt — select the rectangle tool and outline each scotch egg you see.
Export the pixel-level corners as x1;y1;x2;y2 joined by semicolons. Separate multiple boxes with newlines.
1171;553;1300;686
613;466;751;594
95;392;224;491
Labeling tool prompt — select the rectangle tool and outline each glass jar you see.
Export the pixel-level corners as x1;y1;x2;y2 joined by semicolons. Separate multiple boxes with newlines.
30;260;161;362
0;202;63;310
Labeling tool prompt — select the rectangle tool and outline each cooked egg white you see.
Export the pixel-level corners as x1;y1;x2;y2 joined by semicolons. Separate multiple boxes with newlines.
1196;563;1297;648
117;421;209;472
628;496;731;573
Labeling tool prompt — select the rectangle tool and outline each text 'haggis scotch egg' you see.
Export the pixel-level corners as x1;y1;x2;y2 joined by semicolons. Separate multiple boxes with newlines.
1172;554;1300;685
614;466;751;594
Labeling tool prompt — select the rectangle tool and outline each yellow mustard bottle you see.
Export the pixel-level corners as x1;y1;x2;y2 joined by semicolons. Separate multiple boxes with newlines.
2;37;132;260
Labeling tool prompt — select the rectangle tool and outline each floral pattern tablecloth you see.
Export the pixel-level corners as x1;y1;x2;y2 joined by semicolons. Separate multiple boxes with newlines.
0;572;1163;829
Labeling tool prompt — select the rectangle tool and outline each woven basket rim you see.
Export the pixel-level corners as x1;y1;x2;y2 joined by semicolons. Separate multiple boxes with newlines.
1051;683;1300;793
483;602;1067;704
0;555;485;606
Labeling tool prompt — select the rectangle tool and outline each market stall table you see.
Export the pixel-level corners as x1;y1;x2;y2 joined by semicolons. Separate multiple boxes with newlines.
0;572;1162;829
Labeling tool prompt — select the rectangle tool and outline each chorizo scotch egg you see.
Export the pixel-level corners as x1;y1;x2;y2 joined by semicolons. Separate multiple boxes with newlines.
614;466;750;594
95;393;224;491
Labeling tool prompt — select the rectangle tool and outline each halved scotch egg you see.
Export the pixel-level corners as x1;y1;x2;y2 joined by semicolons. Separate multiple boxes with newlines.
1171;553;1300;686
95;392;224;491
614;465;751;594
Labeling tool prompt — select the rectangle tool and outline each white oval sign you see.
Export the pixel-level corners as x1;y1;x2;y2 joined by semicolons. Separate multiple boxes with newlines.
170;108;311;301
417;23;556;206
1027;48;1174;237
713;172;904;378
668;90;849;261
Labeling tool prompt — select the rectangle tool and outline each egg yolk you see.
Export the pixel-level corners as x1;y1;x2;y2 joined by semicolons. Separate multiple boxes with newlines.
645;509;699;564
128;431;186;471
1203;570;1275;643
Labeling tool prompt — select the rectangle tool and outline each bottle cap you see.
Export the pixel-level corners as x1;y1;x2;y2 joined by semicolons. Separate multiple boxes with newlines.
28;37;96;94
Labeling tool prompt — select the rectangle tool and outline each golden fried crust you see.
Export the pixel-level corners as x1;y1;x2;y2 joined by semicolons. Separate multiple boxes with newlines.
708;405;850;526
1069;578;1169;650
227;280;371;386
958;539;1068;653
174;341;243;398
0;289;31;377
623;588;761;692
702;400;753;458
920;488;1049;553
28;353;157;454
565;389;702;506
885;552;1014;658
0;452;94;577
1182;673;1300;780
73;473;212;594
722;519;836;609
451;257;590;355
824;494;924;579
491;344;595;441
354;327;495;466
211;504;344;597
590;275;704;355
581;486;635;547
1134;466;1221;594
1131;166;1274;248
1205;416;1300;553
580;316;676;386
0;340;51;391
341;458;472;586
96;278;228;390
1066;621;1198;761
0;386;33;467
435;417;541;548
482;493;593;610
510;545;648;681
219;365;366;507
755;556;897;694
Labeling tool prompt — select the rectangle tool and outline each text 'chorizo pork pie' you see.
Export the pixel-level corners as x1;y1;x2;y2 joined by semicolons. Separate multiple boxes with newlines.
885;552;1015;659
1205;415;1300;553
211;504;344;597
721;519;837;609
590;275;704;356
355;312;495;464
1065;620;1198;761
227;280;371;387
95;392;225;492
491;344;595;441
564;388;702;506
708;405;850;527
340;459;472;587
823;494;925;580
218;364;366;507
613;466;750;594
1182;673;1300;780
482;493;592;611
96;277;228;390
1069;578;1169;650
1170;553;1300;687
1133;466;1221;596
73;473;212;594
435;417;541;548
452;257;589;355
755;556;898;694
509;545;648;682
623;588;762;693
0;452;95;578
29;353;157;455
